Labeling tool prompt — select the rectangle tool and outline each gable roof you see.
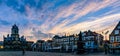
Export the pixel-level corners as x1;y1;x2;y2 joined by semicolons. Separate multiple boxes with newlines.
110;21;120;36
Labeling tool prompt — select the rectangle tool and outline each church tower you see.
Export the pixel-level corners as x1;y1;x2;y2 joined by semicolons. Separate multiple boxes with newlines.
4;24;27;50
11;24;19;40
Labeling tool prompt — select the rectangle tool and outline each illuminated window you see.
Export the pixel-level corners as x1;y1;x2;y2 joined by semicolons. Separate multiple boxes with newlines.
0;46;3;49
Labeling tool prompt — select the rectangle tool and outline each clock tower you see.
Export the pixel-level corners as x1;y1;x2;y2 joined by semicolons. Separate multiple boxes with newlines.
3;24;27;50
11;24;19;40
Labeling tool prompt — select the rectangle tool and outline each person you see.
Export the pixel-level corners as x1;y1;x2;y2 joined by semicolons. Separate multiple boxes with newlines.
22;48;25;55
104;43;108;54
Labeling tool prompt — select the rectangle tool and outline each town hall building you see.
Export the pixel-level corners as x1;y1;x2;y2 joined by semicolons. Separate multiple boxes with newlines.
3;24;27;50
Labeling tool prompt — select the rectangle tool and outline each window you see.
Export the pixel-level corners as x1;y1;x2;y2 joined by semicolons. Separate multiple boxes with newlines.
118;26;120;29
116;36;120;42
110;36;114;42
115;30;119;34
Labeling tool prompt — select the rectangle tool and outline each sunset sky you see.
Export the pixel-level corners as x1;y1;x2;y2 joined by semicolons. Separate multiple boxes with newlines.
0;0;120;42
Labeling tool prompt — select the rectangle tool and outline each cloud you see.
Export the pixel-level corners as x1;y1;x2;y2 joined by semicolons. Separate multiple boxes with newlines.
47;0;120;33
22;27;54;42
32;30;48;39
54;0;118;27
32;27;54;37
0;0;120;41
50;14;120;35
0;19;10;25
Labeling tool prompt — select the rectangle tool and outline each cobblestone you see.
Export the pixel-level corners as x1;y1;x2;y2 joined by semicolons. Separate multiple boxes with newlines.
0;51;119;56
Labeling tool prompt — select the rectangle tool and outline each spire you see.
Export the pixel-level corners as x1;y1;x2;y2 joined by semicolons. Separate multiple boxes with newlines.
12;24;18;29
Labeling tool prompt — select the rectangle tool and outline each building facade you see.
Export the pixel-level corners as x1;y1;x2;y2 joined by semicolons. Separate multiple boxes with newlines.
82;30;103;52
3;24;27;50
36;40;45;51
109;21;120;50
51;30;103;52
44;40;53;52
52;34;79;52
52;35;62;52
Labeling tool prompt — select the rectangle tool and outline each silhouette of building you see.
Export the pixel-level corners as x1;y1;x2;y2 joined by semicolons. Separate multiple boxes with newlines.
109;21;120;53
3;24;27;50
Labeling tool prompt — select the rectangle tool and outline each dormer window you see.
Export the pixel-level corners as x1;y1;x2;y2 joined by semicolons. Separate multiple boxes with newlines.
115;30;119;34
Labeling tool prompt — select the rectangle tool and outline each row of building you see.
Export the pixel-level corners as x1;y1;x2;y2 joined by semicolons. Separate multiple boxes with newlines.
32;30;103;53
32;21;120;53
1;24;104;53
2;21;120;53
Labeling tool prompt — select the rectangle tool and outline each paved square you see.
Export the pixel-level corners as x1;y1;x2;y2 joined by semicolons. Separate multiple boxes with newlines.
0;51;119;56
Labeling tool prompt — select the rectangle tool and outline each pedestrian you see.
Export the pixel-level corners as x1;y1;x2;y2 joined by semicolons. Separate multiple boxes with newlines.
22;48;25;55
104;42;108;54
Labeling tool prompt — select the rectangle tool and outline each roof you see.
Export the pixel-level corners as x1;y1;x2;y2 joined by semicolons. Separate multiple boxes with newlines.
27;41;34;43
46;40;53;42
110;21;120;36
12;24;18;29
36;40;44;43
83;30;98;36
53;35;61;39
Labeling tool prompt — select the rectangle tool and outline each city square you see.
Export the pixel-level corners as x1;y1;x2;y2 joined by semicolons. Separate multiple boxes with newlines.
1;0;120;56
0;51;119;56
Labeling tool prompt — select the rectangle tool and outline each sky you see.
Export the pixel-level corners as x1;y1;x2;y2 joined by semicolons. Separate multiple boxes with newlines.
0;0;120;42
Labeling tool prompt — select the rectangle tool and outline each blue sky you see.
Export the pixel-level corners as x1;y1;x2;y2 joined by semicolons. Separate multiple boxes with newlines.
0;0;120;41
